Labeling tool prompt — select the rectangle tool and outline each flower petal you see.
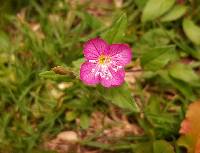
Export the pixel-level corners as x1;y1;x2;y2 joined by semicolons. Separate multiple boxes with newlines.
100;68;125;88
107;44;132;66
80;62;100;85
83;38;109;60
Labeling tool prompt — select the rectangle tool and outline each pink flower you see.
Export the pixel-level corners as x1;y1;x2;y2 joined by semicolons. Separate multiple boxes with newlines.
80;38;132;88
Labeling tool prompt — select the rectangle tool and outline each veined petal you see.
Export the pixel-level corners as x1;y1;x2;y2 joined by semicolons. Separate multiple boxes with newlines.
107;44;132;66
80;62;100;85
83;38;109;60
100;67;125;88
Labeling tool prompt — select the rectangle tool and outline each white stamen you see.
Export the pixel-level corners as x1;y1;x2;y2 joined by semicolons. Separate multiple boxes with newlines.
115;54;122;58
110;60;122;72
89;59;98;63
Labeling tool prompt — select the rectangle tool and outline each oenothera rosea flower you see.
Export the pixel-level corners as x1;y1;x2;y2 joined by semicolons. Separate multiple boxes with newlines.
80;38;132;88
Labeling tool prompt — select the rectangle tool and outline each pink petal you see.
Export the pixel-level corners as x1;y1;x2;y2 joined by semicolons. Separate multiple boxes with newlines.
100;68;125;88
83;38;109;60
107;44;132;66
80;62;100;85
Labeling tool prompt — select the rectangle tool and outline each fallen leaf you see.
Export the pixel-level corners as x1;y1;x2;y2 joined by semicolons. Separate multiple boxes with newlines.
178;101;200;153
44;131;78;153
45;108;143;153
57;131;78;143
179;119;191;134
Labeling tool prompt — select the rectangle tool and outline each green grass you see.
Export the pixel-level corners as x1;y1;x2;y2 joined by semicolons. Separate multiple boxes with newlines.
0;0;200;152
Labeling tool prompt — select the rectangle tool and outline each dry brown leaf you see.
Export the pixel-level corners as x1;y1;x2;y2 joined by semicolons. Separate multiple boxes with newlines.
178;101;200;153
45;107;143;153
44;131;78;153
57;131;79;143
83;107;143;143
114;0;123;8
125;60;142;87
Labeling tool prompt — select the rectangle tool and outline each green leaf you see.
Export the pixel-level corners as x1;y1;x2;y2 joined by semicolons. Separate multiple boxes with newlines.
135;140;175;153
65;111;79;122
134;0;148;9
72;58;85;77
142;0;175;22
160;5;188;22
159;71;196;100
39;71;61;78
170;78;196;100
135;142;152;153
141;28;175;46
169;63;200;86
145;96;161;114
80;113;90;129
141;46;177;71
99;83;139;112
183;18;200;45
0;31;10;51
66;99;92;111
39;70;69;80
101;13;127;43
153;140;175;153
83;13;102;30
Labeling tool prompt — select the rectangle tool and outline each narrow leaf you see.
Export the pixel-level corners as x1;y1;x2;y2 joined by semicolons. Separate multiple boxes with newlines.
101;13;127;43
39;70;72;81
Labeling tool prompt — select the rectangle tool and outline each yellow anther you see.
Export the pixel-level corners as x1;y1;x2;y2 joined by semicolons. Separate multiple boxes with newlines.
98;55;110;64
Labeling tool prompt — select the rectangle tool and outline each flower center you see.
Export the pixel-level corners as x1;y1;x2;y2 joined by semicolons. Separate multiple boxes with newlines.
98;55;110;65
